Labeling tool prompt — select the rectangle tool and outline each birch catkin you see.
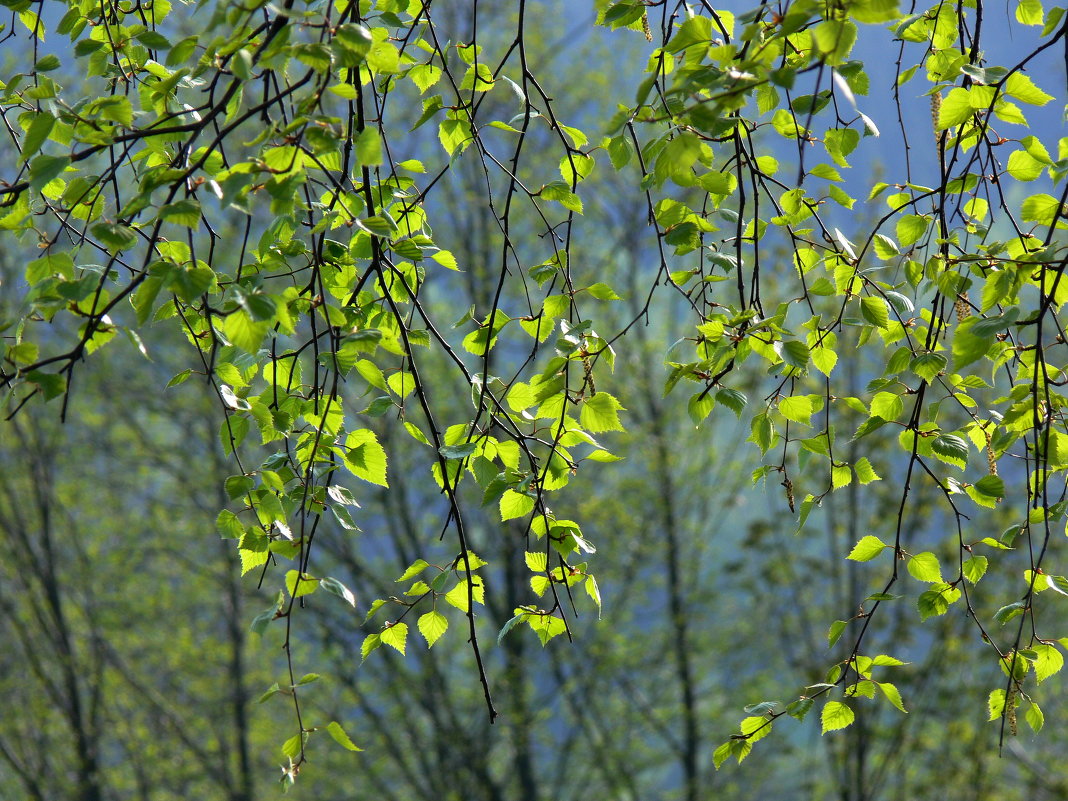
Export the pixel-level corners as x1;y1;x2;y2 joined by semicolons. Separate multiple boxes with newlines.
931;92;943;146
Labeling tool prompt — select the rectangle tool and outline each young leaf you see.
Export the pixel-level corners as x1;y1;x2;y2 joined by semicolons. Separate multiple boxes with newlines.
779;395;814;425
497;611;527;645
847;535;887;562
325;721;362;751
285;570;318;598
380;622;408;655
345;429;389;487
821;701;855;733
1032;643;1063;683
320;577;356;607
417;610;449;648
579;392;625;433
878;681;907;713
907;552;943;582
962;556;988;584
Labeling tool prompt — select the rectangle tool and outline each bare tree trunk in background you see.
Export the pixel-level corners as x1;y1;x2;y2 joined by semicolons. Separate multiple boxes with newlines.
0;420;104;801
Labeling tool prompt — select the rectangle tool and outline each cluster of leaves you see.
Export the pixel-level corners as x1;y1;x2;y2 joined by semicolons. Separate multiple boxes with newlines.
599;0;1066;763
1;0;1065;781
1;0;623;780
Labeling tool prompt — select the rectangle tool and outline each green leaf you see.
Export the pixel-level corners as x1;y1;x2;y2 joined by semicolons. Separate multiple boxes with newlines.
397;559;429;582
361;633;381;660
1026;701;1044;733
821;701;855;733
1006;149;1045;181
320;576;356;607
579;392;625;433
223;312;267;354
666;14;712;51
585;574;601;612
586;282;621;300
438;118;472;155
1048;575;1068;596
430;571;451;594
540;181;584;213
24;370;66;400
872;235;899;260
972;475;1004;498
21;112;55;162
931;434;968;468
811;342;838;376
813;19;857;64
739;715;773;744
1016;0;1044;24
7;342;38;364
497;612;527;645
712;741;732;770
828;619;847;647
779;395;814;426
870;391;903;421
386;371;415;399
994;100;1028;125
1021;194;1062;225
809;163;842;181
355;128;383;165
431;250;459;270
910;352;947;382
365;396;393;421
878;681;907;713
994;601;1027;625
952;316;995;369
439;442;477;460
824;128;859;167
1020;134;1053;163
772;108;807;139
907;552;942;582
29;154;69;191
1004;72;1053;105
417;610;448;648
847;535;887;562
325;721;362;751
782;340;811;369
335;23;372;59
749;413;775;453
345;429;389;487
687;392;715;426
444;578;484;612
159;199;202;227
172;266;216;302
861;297;889;328
285;570;318;598
988;689;1007;720
716;388;747;416
281;732;304;760
1032;643;1063;683
938;88;973;129
34;53;60;71
524;551;547;572
25;251;74;284
500;490;534;521
380;622;407;655
854;457;881;484
831;464;851;489
896;214;928;247
786;697;814;721
917;589;950;620
963;556;988;583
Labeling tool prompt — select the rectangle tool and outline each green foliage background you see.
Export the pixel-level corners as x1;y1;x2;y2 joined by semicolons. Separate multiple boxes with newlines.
1;0;1066;798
